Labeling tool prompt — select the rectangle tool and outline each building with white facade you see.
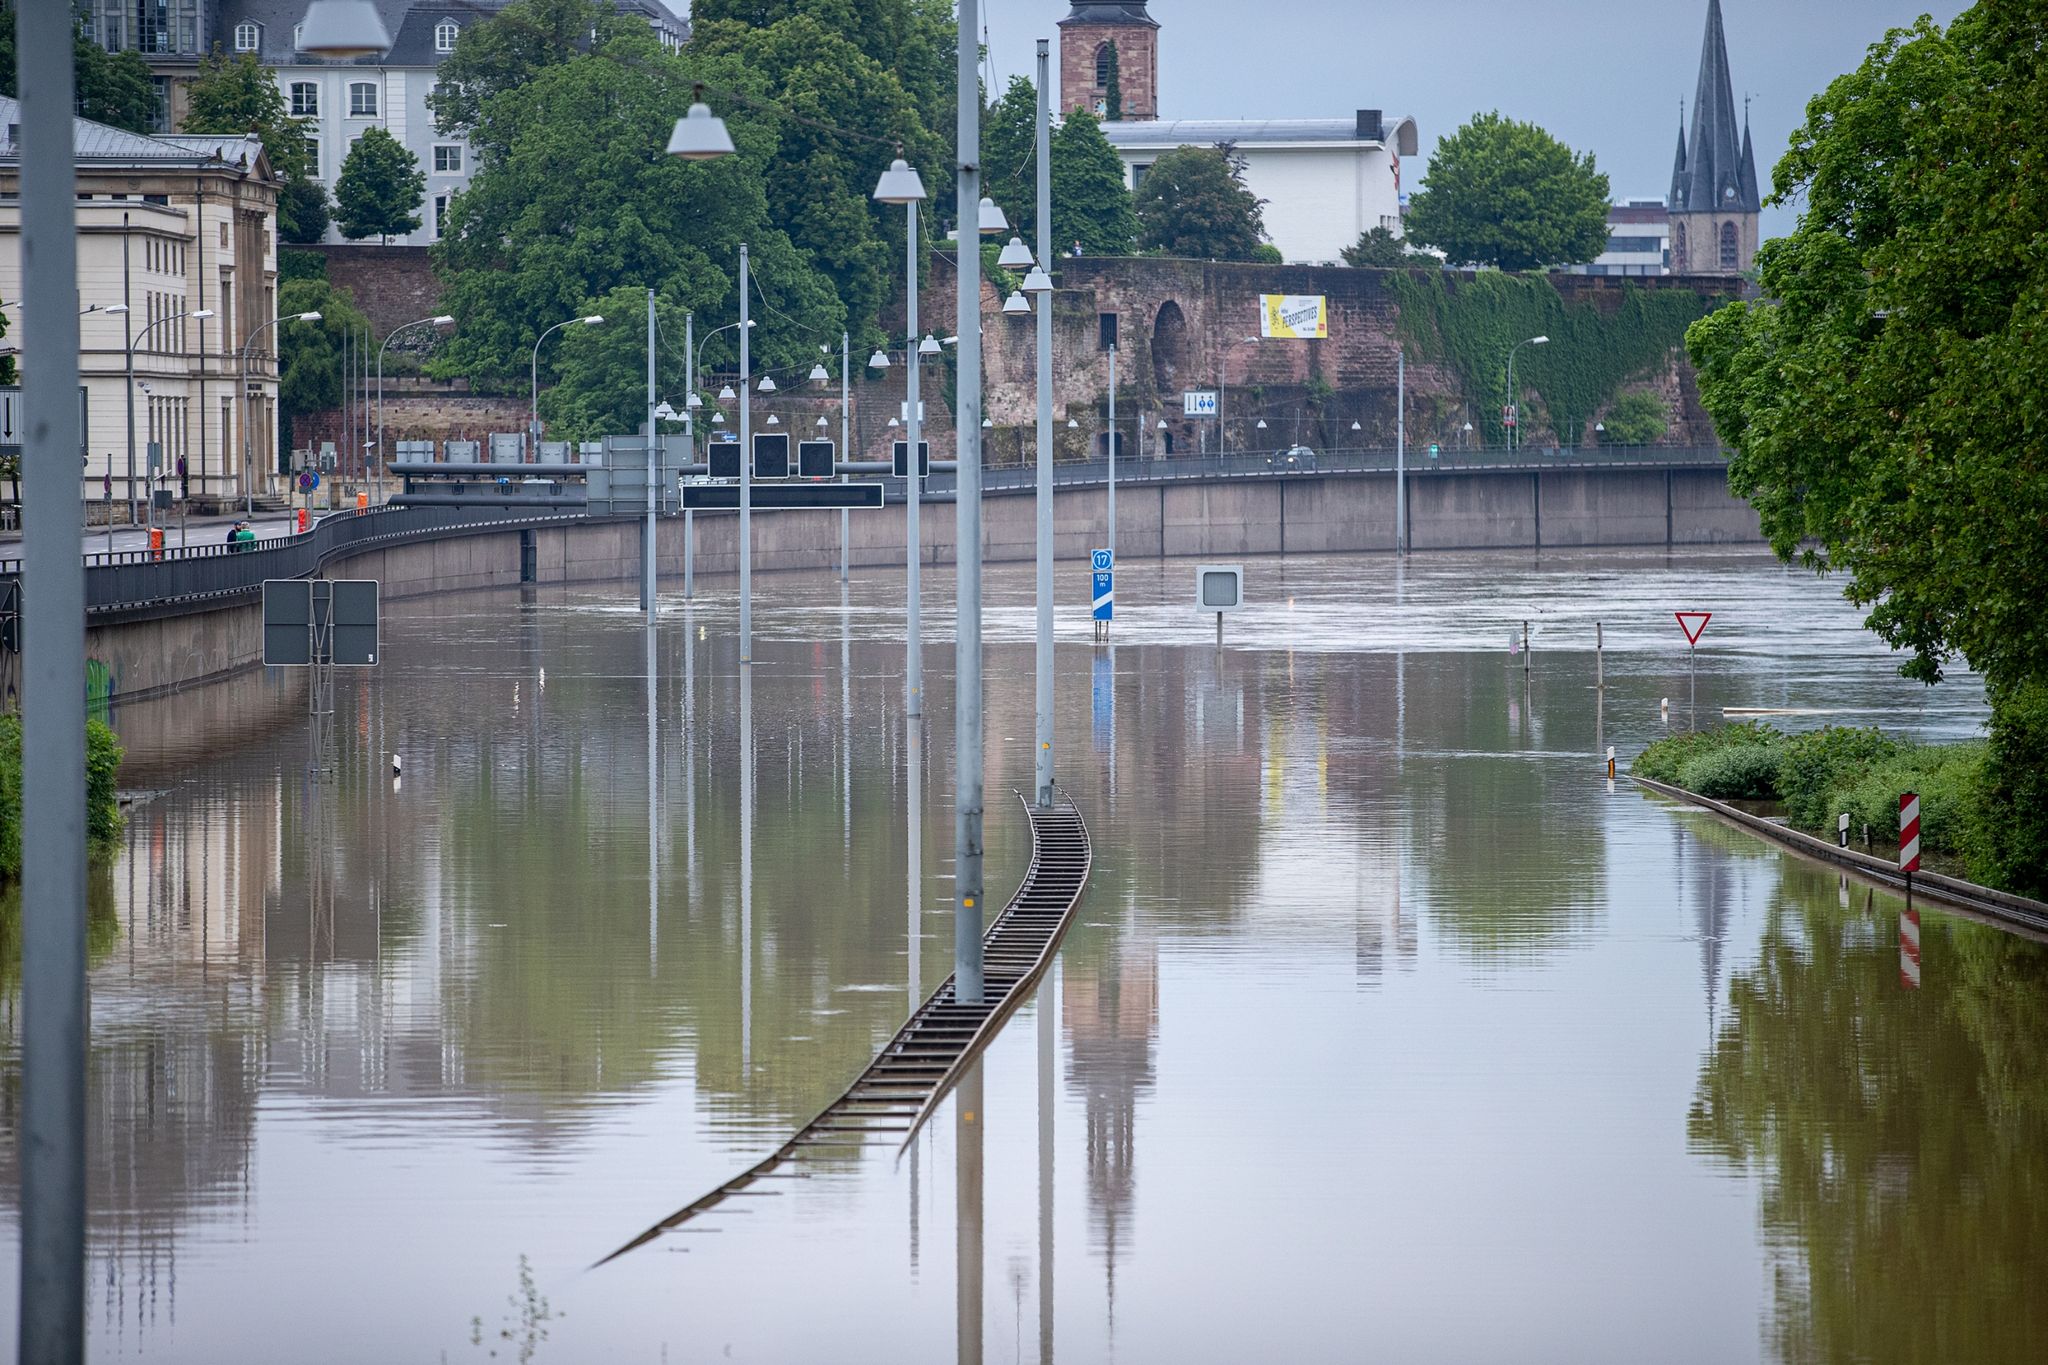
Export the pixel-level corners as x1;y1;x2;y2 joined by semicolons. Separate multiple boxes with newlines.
0;97;280;506
1565;200;1672;277
94;2;686;249
1101;112;1418;265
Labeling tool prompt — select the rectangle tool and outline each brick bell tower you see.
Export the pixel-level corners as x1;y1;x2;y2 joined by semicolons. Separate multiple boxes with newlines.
1058;1;1160;120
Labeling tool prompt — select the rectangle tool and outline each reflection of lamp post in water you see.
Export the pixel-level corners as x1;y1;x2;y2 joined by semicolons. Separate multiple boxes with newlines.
957;1061;985;1365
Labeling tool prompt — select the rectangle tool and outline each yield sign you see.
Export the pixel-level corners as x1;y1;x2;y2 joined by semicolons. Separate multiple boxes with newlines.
1675;611;1712;646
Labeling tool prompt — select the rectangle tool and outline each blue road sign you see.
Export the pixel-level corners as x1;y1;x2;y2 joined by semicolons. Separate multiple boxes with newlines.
1091;547;1114;621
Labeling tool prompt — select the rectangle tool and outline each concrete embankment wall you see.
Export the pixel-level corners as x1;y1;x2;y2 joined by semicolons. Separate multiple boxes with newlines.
75;465;1760;701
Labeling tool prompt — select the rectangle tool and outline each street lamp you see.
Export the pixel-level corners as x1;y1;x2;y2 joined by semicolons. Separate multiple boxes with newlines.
1002;290;1029;316
297;0;390;56
997;235;1033;269
229;310;321;516
531;313;604;450
126;307;213;527
873;154;930;718
1506;334;1548;451
667;95;737;160
375;313;453;503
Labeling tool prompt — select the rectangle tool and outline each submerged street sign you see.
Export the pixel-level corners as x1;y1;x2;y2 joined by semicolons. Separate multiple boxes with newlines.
1091;547;1114;622
1675;611;1712;645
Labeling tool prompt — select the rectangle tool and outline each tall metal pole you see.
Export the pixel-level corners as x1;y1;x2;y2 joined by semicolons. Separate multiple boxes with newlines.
123;216;135;525
1395;350;1406;552
1033;39;1055;809
644;287;657;622
905;209;924;720
1507;345;1516;453
953;0;986;1006
683;310;694;601
739;244;753;664
1106;344;1117;564
18;2;88;1354
840;328;850;581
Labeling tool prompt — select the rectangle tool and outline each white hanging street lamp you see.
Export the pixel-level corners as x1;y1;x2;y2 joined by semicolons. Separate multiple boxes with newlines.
296;0;390;57
997;235;1034;269
1003;291;1029;316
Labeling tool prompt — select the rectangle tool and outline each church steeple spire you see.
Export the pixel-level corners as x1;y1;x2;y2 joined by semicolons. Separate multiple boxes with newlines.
1669;101;1689;209
1677;0;1760;214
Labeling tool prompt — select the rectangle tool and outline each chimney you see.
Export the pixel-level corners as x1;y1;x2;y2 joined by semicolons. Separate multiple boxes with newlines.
1356;109;1383;141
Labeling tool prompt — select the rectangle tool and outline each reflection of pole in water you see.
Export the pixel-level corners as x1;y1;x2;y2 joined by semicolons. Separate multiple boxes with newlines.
647;623;659;973
685;611;699;905
1038;970;1056;1365
956;1062;984;1365
842;579;852;857
908;725;924;1015
741;662;754;1078
1900;902;1922;990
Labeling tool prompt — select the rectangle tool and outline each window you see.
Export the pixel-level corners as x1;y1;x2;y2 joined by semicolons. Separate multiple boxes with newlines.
290;82;318;117
434;194;449;240
435;19;459;52
234;22;259;52
1131;162;1152;191
349;82;378;117
293;24;303;48
1099;312;1118;351
303;134;320;167
1606;235;1662;254
1718;221;1739;270
1094;43;1111;88
433;144;462;173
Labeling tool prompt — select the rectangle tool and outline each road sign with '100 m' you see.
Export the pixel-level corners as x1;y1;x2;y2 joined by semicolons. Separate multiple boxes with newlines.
1091;548;1113;621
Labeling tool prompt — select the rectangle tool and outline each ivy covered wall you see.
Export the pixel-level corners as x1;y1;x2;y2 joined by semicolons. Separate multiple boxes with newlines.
1385;272;1717;446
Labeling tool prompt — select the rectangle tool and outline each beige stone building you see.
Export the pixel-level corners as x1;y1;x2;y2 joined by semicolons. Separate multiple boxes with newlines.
0;96;280;509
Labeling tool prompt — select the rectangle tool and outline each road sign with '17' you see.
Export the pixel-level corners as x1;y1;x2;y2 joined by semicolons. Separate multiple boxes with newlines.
1091;548;1113;621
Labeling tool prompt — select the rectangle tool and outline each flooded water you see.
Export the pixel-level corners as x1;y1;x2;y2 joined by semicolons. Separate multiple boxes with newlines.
5;547;2044;1364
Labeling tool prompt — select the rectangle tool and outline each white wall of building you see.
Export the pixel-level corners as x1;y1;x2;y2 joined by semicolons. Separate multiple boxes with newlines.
277;64;472;246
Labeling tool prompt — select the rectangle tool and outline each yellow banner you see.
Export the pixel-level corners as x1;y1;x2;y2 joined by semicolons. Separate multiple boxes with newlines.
1260;294;1328;340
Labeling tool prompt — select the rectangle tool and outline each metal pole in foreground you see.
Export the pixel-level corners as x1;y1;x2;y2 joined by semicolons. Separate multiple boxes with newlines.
644;287;657;621
954;0;986;1007
905;210;924;720
840;329;850;582
683;310;694;600
1106;343;1117;564
19;0;88;1355
1033;38;1055;809
1395;350;1407;552
739;244;753;664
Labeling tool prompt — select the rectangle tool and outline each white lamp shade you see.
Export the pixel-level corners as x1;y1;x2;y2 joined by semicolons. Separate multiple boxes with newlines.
1156;419;1168;429
758;375;776;392
1256;419;1268;429
766;414;780;426
868;349;890;368
808;363;829;381
1350;421;1362;430
191;309;215;319
1530;335;1550;344
1019;265;1053;296
887;417;900;427
582;315;604;325
918;334;941;355
1066;418;1079;428
719;384;736;400
977;197;1008;234
686;392;702;408
997;235;1034;269
430;314;455;325
713;412;726;424
1002;291;1029;315
297;0;390;57
982;418;994;428
815;417;828;428
872;158;928;204
653;403;676;419
668;103;736;160
296;311;323;321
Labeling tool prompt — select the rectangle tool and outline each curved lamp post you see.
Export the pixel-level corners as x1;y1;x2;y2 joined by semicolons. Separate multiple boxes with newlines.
1505;334;1548;451
530;314;604;451
374;314;453;503
233;309;320;515
126;307;212;528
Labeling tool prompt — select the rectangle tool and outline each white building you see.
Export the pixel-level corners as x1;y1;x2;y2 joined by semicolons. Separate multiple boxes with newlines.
1101;112;1418;265
102;2;685;249
1565;200;1673;277
0;98;281;508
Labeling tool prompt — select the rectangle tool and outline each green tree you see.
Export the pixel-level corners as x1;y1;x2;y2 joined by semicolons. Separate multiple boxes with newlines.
334;126;425;242
1134;144;1266;261
1685;2;2048;695
275;277;370;453
1341;226;1410;267
1599;390;1667;445
536;284;687;440
0;6;159;133
983;83;1136;257
427;0;649;153
1404;111;1610;270
1104;40;1122;120
430;23;843;390
180;51;325;240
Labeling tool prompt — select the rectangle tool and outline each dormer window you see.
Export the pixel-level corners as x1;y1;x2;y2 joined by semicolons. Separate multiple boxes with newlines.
435;19;459;52
234;21;259;52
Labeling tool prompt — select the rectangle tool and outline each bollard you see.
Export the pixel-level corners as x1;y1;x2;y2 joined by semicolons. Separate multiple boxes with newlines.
148;527;163;561
1522;619;1531;673
356;492;368;514
1606;745;1616;780
296;507;309;534
1839;812;1850;848
1596;620;1604;689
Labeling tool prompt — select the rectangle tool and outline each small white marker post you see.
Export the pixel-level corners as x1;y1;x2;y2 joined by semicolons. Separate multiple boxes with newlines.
1838;812;1851;848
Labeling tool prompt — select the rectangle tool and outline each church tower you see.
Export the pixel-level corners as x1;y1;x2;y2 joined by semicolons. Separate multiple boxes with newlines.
1668;0;1761;275
1058;1;1160;120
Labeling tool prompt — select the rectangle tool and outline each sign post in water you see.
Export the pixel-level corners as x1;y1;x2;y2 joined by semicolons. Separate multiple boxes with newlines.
1091;547;1114;641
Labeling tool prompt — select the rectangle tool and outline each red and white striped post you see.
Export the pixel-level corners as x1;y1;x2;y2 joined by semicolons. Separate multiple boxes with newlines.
1899;791;1922;989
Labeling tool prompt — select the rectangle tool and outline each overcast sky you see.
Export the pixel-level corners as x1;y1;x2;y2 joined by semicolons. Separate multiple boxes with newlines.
981;0;1969;240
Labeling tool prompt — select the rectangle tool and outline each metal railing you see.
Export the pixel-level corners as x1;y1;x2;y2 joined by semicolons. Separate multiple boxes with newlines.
935;443;1730;494
0;504;600;617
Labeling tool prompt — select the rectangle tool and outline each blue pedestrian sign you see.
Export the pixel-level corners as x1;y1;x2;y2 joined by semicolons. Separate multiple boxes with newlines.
1091;547;1114;622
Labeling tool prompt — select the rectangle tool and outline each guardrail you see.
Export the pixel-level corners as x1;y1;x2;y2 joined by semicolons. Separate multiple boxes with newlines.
929;444;1731;494
0;504;600;618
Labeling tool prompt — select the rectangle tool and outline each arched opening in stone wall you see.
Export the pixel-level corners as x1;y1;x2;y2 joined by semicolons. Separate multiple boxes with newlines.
1718;221;1739;271
1151;300;1188;394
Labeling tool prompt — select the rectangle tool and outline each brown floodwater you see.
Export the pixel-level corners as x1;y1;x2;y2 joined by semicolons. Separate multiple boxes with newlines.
3;547;2040;1364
